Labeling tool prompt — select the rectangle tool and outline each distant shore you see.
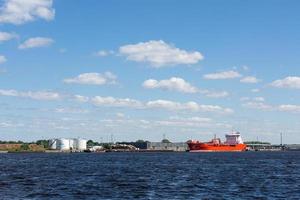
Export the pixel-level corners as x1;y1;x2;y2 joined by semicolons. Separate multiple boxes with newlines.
1;139;300;153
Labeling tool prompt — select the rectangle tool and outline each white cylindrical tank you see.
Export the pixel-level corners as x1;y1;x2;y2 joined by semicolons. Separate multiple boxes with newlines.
58;138;70;151
75;138;87;151
49;139;57;150
69;139;75;150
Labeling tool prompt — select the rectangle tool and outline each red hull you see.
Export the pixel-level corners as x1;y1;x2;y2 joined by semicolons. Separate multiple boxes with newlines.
187;142;247;152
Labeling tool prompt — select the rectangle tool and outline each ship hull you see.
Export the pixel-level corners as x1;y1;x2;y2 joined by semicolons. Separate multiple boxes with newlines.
188;143;247;152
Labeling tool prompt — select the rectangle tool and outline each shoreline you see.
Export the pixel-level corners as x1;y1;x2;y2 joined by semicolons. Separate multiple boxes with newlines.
1;150;298;154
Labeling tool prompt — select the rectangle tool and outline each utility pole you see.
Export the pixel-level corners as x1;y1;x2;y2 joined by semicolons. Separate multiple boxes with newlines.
110;134;114;144
280;132;283;149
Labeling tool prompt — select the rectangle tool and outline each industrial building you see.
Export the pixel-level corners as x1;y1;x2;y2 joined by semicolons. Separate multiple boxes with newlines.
118;140;188;152
49;138;87;151
284;144;300;151
147;142;188;151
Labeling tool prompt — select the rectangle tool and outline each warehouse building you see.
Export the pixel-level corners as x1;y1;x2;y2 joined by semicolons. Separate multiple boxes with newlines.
147;141;188;151
118;139;188;152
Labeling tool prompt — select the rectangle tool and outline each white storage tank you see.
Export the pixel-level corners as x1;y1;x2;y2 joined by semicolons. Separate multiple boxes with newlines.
58;138;70;151
69;139;75;150
49;139;57;150
75;138;87;151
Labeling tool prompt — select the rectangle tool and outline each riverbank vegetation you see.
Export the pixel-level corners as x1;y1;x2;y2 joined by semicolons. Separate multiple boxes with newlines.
0;140;45;152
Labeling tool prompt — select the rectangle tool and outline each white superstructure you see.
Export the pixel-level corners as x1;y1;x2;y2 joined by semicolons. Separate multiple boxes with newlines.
225;131;244;145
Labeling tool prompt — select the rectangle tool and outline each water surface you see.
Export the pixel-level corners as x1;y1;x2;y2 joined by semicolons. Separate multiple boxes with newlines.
0;152;299;199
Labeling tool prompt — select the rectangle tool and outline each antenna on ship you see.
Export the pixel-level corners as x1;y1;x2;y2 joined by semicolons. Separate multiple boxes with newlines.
231;127;235;134
280;132;283;146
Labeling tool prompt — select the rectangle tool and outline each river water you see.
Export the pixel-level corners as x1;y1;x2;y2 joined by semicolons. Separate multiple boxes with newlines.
0;152;299;199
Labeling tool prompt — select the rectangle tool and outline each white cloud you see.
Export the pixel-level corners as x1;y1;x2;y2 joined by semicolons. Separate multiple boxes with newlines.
94;50;114;57
270;76;300;89
242;101;272;111
0;89;62;100
59;48;67;53
241;96;265;102
241;95;300;114
243;101;300;114
92;96;143;108
146;99;183;110
156;116;214;127
253;97;265;102
242;65;249;71
116;112;125;118
203;70;242;80
278;105;300;113
23;91;61;100
240;76;261;83
0;55;7;64
0;122;14;128
0;0;55;25
201;90;229;98
18;37;54;49
90;95;233;114
55;108;89;114
146;99;233;114
251;88;260;93
142;77;229;98
0;89;18;96
0;31;17;42
119;40;203;67
96;116;229;132
143;77;198;93
73;95;89;103
240;97;250;102
169;116;212;123
64;72;117;85
241;96;273;111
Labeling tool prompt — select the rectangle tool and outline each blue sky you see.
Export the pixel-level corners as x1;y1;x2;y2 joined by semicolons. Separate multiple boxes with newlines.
0;0;300;143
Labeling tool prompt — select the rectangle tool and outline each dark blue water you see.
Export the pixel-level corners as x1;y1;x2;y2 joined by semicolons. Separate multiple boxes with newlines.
0;152;299;199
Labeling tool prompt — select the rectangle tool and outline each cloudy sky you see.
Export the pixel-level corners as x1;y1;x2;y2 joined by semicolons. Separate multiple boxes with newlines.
0;0;300;143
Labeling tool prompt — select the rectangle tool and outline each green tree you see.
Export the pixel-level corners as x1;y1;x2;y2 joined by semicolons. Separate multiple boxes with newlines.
20;144;30;151
87;140;94;146
102;143;111;149
162;139;171;143
36;140;49;149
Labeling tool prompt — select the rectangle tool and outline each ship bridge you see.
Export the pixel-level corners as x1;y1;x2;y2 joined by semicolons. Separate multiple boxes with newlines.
225;132;244;145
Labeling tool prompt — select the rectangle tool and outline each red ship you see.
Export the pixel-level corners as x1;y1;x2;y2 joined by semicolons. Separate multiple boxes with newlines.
187;131;247;152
